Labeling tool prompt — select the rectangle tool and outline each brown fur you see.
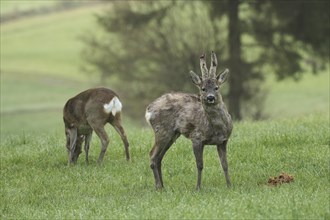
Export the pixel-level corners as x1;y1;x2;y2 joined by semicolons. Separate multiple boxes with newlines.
63;88;130;165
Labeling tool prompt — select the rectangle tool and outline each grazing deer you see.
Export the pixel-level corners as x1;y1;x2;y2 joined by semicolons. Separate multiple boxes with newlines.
145;52;233;189
63;88;130;165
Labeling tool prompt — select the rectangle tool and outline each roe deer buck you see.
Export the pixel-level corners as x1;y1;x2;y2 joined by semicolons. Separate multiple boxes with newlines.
145;52;233;189
63;88;130;165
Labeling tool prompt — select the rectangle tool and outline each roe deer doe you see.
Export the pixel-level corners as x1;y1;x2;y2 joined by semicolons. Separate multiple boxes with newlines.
63;88;130;165
145;52;233;189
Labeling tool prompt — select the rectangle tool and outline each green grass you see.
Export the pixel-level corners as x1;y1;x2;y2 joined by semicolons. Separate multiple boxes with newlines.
1;114;329;219
264;71;329;119
0;72;90;139
0;0;57;15
0;4;103;79
0;72;87;113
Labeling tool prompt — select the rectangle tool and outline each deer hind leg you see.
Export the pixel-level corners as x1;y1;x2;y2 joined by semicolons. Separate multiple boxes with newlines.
217;140;231;187
149;132;179;189
89;121;109;164
84;131;93;164
192;141;204;190
110;114;130;161
149;143;163;189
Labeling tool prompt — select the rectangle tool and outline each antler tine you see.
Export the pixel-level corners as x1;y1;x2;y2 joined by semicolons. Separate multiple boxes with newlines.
209;51;218;78
200;53;209;79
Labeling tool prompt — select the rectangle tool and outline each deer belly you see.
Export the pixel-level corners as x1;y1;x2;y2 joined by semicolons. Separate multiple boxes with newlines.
205;133;228;145
77;124;92;135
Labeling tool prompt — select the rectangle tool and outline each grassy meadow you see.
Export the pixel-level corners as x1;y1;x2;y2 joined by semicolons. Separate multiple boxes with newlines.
1;3;103;79
1;114;329;219
1;1;330;219
0;0;57;15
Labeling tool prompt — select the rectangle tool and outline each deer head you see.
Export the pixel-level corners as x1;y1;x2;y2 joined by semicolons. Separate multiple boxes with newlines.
190;51;229;106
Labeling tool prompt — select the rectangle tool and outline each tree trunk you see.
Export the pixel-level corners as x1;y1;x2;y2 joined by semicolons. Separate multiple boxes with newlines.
227;0;243;120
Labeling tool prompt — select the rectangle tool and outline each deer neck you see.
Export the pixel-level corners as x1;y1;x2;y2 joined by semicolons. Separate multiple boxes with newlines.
203;101;232;134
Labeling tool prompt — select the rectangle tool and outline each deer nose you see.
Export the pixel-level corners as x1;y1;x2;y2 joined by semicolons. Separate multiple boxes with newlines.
207;95;215;102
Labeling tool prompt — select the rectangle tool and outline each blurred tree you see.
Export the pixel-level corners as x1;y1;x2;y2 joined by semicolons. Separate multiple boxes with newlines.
207;0;329;119
81;0;329;120
81;1;220;119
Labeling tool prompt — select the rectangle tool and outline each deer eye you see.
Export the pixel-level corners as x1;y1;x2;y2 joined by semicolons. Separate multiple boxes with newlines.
215;86;219;91
201;87;206;92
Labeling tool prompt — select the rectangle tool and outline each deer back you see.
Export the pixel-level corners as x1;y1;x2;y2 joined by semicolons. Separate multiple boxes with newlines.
63;88;122;129
146;52;232;144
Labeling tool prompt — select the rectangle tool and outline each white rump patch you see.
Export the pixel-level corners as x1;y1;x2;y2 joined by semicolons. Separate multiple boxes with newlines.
104;96;122;116
145;111;153;125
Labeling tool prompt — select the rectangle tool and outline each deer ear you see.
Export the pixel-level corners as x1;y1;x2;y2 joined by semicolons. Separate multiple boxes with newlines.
190;71;202;85
217;69;229;85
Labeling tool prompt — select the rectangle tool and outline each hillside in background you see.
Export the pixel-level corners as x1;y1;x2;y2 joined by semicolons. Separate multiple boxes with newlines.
1;0;57;15
0;1;329;137
1;2;106;79
0;0;103;23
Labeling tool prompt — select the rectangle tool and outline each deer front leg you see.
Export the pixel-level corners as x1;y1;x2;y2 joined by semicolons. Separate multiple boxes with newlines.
72;135;84;163
68;128;77;165
84;131;93;164
65;130;71;151
217;140;231;187
192;141;204;190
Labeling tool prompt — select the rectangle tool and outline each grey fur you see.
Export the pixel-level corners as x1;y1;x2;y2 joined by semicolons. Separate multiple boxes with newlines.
146;52;233;190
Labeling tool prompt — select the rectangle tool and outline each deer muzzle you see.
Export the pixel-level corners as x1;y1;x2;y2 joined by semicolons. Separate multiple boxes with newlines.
206;94;216;104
